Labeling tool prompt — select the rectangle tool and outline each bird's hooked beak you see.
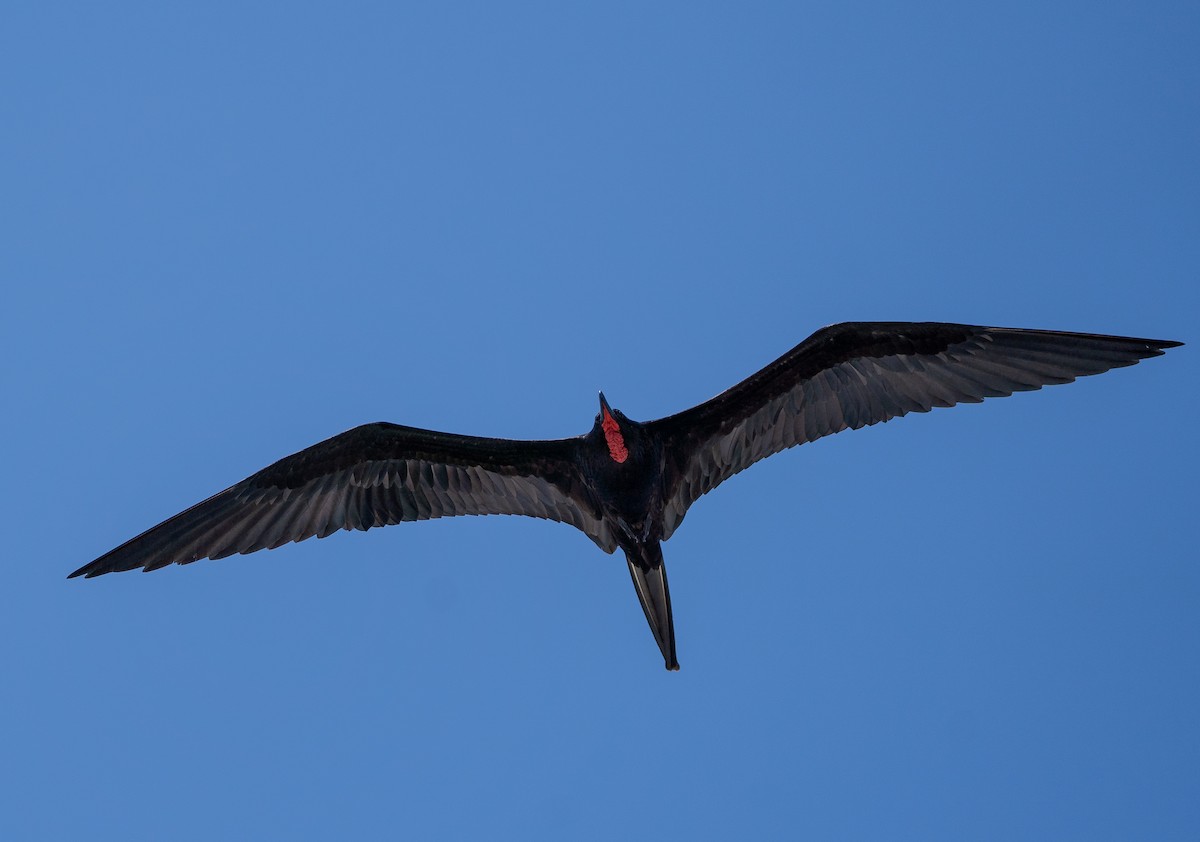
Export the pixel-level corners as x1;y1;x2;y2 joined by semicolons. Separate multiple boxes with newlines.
598;391;614;422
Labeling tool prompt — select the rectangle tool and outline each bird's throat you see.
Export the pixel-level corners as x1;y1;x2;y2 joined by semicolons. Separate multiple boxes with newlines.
601;411;629;463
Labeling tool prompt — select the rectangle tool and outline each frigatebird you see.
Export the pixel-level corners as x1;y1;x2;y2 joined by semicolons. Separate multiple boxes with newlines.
72;322;1180;669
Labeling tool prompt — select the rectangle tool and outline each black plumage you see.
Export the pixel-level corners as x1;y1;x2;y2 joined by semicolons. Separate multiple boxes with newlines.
71;322;1181;670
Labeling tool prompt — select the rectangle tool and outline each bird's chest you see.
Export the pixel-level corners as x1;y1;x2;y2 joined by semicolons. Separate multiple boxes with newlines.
589;447;664;525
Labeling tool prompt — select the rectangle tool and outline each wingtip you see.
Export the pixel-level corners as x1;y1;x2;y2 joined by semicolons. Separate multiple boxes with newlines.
68;560;113;579
1136;336;1183;352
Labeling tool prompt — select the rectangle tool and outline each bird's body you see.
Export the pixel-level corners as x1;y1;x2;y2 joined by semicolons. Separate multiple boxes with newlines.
73;322;1181;669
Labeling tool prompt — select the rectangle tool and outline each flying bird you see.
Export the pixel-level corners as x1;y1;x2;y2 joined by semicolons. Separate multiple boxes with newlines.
72;322;1180;669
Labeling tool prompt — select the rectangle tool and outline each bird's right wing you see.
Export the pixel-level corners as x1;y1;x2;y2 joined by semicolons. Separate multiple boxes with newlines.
648;322;1180;539
71;422;616;578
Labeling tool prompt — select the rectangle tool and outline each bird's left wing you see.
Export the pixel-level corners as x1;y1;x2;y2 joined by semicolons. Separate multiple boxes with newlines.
648;322;1180;539
70;422;615;578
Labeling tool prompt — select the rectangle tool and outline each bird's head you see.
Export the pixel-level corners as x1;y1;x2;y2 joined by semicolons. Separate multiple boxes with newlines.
596;392;630;464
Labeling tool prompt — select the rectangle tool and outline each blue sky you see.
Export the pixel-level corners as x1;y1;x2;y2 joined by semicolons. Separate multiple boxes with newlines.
3;2;1197;839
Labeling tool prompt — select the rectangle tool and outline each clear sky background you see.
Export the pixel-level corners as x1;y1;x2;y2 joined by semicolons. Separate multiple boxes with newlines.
3;2;1197;839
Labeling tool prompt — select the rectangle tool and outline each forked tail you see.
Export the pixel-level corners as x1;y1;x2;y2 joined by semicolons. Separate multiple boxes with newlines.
623;540;679;671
